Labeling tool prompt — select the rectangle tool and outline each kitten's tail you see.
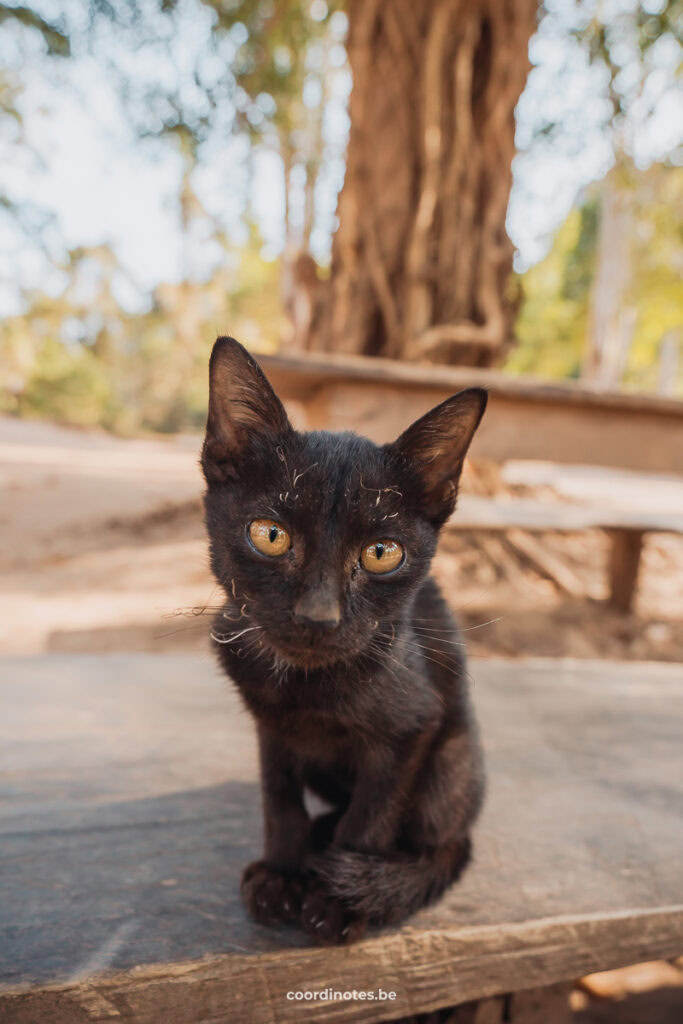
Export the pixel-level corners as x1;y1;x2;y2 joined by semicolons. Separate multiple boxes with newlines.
311;838;472;923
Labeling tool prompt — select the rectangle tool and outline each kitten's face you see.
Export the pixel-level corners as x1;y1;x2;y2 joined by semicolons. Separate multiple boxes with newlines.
204;429;437;668
202;338;487;670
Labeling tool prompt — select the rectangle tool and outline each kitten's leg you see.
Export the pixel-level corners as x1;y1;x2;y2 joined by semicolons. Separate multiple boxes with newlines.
300;736;428;943
332;734;429;851
301;817;371;944
306;733;478;935
241;727;310;926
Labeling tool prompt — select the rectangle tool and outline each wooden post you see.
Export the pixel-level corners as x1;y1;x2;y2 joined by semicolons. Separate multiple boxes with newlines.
607;529;644;613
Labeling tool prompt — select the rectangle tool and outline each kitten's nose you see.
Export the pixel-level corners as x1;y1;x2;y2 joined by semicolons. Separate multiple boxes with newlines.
293;584;340;629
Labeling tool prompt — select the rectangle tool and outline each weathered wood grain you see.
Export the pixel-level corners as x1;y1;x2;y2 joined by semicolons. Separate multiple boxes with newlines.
258;350;683;474
3;908;682;1024
1;654;682;1023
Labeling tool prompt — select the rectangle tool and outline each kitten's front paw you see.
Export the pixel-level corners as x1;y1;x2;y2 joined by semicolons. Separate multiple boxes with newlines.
240;860;305;926
300;877;368;946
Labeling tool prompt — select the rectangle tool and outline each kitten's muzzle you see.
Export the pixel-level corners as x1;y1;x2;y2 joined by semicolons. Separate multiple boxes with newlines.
293;584;341;631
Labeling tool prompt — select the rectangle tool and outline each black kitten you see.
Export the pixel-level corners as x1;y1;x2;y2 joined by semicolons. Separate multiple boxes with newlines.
201;337;487;945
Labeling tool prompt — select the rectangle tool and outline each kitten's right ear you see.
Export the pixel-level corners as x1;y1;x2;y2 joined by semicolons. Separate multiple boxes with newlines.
201;337;292;484
390;387;488;525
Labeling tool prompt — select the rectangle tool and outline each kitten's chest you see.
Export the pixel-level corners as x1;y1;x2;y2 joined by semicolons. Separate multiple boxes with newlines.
265;702;355;758
230;655;381;756
241;681;357;758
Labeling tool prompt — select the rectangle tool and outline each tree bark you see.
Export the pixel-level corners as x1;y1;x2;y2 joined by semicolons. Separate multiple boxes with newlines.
308;0;537;366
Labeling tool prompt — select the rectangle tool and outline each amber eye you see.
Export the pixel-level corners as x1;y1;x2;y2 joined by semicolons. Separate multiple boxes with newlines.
360;539;404;575
248;519;291;557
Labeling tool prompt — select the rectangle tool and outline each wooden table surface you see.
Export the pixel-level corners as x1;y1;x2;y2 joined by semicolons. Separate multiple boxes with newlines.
1;653;682;1023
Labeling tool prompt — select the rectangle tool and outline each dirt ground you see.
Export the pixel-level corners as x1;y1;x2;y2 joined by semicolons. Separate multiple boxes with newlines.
1;415;682;1022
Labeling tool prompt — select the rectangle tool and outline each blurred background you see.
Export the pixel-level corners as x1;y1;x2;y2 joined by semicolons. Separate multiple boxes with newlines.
0;0;682;432
1;2;683;1018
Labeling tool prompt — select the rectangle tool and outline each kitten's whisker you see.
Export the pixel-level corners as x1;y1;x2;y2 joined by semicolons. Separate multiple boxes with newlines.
410;623;466;632
413;616;503;634
378;633;465;679
363;647;409;695
400;642;463;669
459;616;504;632
409;635;473;650
163;604;224;620
211;625;262;645
233;630;268;660
374;633;456;686
373;639;449;708
448;584;500;615
222;602;250;621
412;629;466;647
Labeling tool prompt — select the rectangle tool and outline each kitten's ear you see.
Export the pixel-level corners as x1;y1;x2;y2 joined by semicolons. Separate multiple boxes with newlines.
391;388;488;524
202;337;292;484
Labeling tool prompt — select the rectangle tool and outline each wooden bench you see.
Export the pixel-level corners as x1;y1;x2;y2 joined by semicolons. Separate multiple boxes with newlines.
259;349;683;475
1;653;682;1023
259;351;683;611
451;495;683;612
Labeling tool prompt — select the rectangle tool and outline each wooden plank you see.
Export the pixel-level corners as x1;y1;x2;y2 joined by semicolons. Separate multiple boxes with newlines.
451;495;683;536
3;909;682;1024
258;351;683;474
259;350;683;417
1;654;683;1022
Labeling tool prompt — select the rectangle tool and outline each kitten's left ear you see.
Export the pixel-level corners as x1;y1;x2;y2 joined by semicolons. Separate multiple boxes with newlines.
202;336;292;483
390;388;488;524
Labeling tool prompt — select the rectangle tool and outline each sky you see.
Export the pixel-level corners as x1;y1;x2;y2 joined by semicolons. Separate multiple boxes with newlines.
0;0;681;317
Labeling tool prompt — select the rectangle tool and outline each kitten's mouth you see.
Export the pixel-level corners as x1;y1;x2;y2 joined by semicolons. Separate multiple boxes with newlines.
268;639;347;670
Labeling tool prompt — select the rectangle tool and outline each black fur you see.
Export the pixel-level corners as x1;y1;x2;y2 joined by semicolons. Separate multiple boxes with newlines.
201;337;487;944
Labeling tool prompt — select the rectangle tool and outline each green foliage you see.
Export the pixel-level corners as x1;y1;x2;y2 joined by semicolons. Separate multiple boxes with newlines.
622;165;683;392
0;231;286;434
509;164;683;394
508;204;597;379
13;337;117;427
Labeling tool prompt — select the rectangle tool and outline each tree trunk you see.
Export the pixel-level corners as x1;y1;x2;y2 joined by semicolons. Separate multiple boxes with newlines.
308;0;536;365
583;171;636;387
